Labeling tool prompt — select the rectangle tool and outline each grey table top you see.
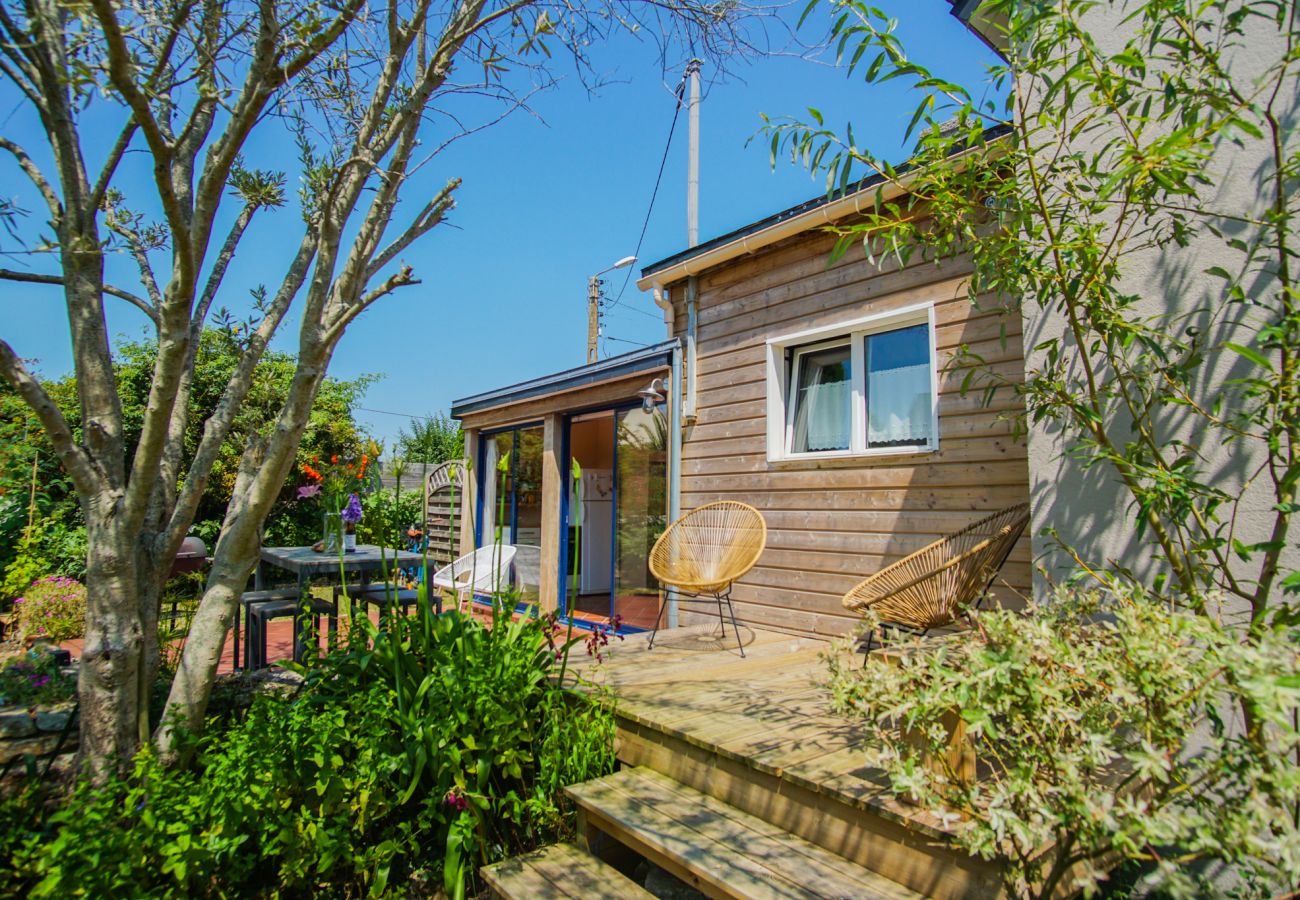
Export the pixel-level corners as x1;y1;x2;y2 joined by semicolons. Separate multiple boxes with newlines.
259;544;429;576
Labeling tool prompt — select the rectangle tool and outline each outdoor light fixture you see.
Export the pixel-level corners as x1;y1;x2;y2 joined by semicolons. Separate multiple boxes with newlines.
587;255;638;364
638;377;666;413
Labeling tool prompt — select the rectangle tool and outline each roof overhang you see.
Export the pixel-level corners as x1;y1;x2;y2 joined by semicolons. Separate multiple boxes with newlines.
946;0;1009;58
636;168;909;293
450;339;678;420
636;126;1009;294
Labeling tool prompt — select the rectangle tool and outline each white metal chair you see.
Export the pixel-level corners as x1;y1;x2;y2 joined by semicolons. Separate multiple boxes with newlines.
433;545;518;614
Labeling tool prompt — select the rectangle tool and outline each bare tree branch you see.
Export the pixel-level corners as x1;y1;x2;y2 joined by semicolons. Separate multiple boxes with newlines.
0;137;62;221
192;203;256;330
102;216;164;312
363;178;459;281
0;339;99;492
0;53;41;108
0;267;158;323
0;5;43;107
162;233;318;547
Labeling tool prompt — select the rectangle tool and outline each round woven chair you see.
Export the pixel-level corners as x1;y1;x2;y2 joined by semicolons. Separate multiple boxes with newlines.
842;503;1030;655
647;501;767;656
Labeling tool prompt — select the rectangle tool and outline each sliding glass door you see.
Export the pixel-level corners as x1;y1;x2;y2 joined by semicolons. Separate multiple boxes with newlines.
613;407;667;629
560;405;666;630
479;422;543;602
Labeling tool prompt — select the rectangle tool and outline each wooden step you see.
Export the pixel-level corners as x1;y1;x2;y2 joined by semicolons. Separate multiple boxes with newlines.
567;766;922;900
481;842;654;899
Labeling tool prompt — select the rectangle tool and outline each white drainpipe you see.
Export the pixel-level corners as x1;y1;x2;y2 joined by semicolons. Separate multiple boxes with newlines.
667;343;683;628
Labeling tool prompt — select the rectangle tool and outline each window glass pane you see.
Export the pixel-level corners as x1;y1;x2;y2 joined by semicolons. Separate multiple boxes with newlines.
865;323;931;447
481;432;514;546
512;426;544;603
790;344;852;453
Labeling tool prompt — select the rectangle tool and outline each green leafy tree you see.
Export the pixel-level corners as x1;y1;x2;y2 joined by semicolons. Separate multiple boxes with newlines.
768;0;1300;893
0;383;82;589
397;412;464;466
0;331;374;592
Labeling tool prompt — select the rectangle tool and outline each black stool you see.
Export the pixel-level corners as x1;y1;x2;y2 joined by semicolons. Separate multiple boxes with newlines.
237;588;337;670
334;582;422;628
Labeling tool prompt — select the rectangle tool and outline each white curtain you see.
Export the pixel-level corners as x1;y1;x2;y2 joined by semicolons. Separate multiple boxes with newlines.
802;379;851;450
791;351;851;452
867;363;931;445
481;439;499;544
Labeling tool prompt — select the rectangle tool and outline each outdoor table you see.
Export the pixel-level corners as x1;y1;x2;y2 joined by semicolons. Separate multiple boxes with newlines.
249;544;440;664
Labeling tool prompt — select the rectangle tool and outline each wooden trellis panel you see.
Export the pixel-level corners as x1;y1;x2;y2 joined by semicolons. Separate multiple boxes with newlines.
423;460;467;570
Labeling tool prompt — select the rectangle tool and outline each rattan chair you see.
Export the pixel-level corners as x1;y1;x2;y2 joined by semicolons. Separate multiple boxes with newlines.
842;502;1030;655
647;501;767;656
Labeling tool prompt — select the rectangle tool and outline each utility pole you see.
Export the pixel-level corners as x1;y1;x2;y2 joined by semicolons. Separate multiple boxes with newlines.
585;256;636;364
686;58;701;248
586;274;601;364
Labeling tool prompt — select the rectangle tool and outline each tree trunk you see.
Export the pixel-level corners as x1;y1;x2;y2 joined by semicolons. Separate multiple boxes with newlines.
76;499;145;778
154;353;332;761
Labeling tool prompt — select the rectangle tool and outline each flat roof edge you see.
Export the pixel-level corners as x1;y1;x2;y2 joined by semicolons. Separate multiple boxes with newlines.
451;339;679;419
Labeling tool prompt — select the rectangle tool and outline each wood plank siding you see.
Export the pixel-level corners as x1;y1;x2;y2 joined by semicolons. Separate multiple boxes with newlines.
665;228;1031;640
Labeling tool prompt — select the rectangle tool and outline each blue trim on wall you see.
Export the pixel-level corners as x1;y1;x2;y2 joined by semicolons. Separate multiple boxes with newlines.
474;433;486;548
508;436;519;543
607;409;619;623
558;415;572;618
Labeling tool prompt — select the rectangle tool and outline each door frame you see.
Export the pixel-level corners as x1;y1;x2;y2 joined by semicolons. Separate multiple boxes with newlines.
557;400;650;628
473;420;543;549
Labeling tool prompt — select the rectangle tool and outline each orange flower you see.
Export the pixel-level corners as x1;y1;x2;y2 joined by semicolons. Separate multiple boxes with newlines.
358;455;369;478
331;455;339;464
301;463;323;482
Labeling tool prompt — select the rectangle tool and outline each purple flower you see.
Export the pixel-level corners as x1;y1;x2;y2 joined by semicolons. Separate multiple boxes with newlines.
297;484;322;500
30;675;49;688
341;493;363;525
445;790;470;813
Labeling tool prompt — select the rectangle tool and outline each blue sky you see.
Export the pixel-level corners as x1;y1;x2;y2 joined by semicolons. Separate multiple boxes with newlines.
1;0;1000;447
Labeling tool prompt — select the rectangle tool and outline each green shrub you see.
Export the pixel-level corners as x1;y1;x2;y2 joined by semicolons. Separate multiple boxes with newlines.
305;597;616;897
2;602;614;898
10;577;86;643
828;591;1300;898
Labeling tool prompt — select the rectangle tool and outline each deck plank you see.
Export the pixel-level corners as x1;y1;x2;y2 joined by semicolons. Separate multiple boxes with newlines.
570;768;920;900
481;843;653;899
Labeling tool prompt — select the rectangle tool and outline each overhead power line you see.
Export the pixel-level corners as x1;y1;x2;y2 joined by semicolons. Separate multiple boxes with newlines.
606;72;690;313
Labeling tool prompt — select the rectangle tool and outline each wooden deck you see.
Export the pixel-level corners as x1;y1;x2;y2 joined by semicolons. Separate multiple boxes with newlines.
564;623;1006;899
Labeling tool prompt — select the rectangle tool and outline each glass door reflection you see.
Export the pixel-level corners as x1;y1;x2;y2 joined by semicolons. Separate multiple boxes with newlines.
613;407;667;630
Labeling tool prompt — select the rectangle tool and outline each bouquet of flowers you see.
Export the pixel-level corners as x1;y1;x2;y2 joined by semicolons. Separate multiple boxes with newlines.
300;452;373;552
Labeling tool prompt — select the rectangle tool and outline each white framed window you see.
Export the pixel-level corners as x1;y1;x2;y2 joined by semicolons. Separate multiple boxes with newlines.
765;302;939;462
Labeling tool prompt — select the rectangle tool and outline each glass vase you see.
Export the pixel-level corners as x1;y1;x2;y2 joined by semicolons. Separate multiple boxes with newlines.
322;511;343;554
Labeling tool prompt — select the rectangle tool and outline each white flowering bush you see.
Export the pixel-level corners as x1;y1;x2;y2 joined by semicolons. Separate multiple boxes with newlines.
827;591;1300;898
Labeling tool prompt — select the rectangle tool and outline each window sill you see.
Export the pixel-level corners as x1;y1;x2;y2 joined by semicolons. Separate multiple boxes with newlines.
766;444;937;467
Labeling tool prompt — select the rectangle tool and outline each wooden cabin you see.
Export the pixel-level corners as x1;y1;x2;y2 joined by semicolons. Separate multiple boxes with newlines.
452;172;1030;638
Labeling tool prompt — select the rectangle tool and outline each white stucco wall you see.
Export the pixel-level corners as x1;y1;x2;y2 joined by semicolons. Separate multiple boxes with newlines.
1012;4;1299;601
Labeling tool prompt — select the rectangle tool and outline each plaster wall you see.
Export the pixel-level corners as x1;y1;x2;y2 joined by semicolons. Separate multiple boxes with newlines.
1018;5;1299;602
